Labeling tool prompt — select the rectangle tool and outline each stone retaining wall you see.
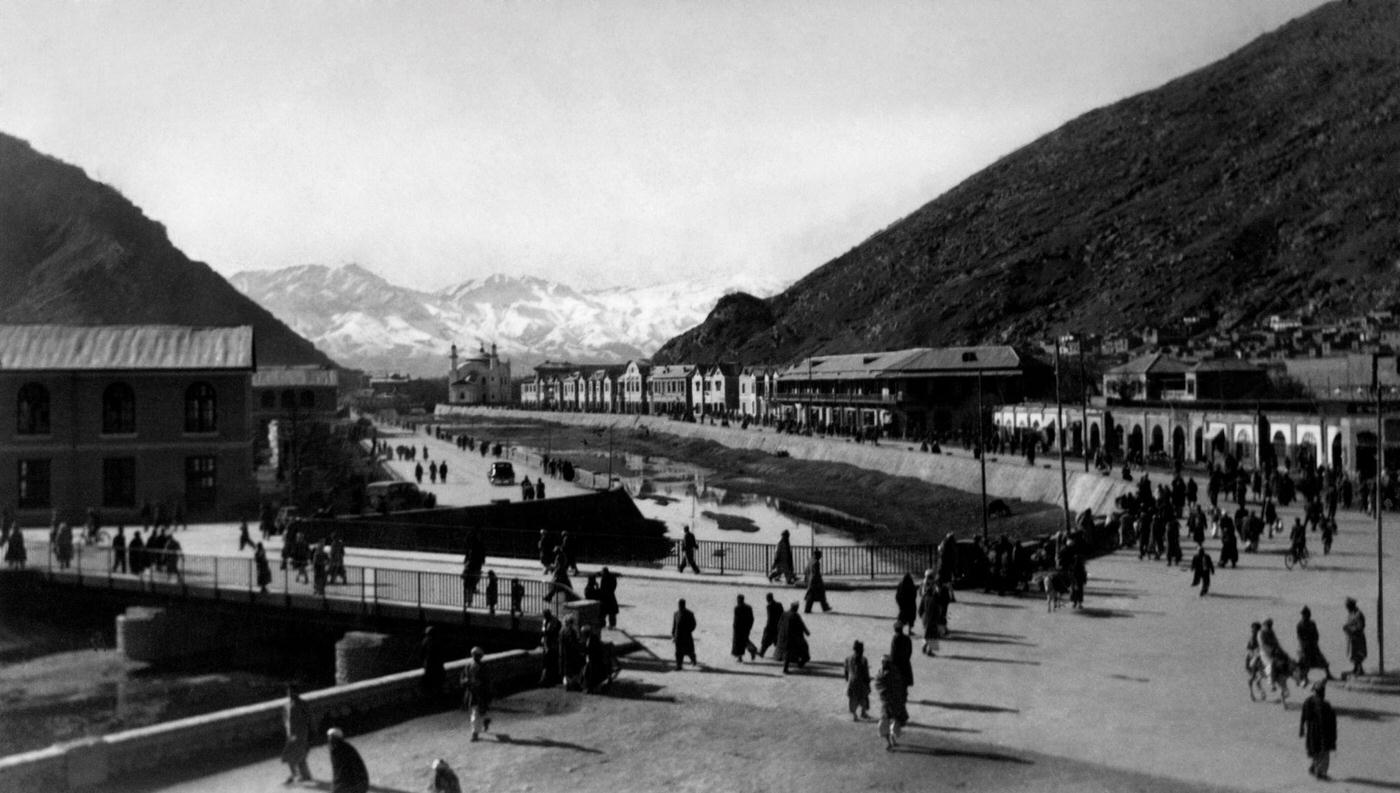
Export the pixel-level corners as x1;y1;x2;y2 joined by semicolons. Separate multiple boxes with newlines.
0;649;542;792
438;408;1134;518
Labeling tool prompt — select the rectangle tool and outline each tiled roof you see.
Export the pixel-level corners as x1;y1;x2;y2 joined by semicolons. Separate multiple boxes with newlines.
0;325;254;371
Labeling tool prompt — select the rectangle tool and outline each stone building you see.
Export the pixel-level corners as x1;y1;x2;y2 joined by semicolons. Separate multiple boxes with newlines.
0;324;256;523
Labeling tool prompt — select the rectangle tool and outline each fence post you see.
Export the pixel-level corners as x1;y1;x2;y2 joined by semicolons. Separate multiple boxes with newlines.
361;567;367;614
417;571;423;617
214;557;220;600
719;542;726;576
868;546;875;580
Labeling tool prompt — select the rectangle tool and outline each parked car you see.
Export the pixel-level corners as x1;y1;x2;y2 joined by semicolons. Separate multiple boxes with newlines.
366;481;434;512
488;461;516;486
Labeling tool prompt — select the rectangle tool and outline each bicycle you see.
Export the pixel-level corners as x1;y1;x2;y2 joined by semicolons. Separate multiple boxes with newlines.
1283;543;1309;570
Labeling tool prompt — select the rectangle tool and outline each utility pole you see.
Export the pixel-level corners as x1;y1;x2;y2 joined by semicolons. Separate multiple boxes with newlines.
606;424;615;490
1055;344;1072;532
1079;341;1091;473
978;368;988;544
1374;353;1386;674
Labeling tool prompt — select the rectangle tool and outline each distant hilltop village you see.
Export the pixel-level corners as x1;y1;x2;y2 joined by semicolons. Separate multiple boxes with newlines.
1048;306;1400;400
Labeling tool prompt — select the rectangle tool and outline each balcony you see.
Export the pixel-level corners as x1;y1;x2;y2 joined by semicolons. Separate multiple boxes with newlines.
773;390;902;406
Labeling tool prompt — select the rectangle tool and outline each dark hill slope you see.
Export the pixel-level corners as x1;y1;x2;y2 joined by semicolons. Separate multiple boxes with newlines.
655;0;1400;365
0;133;335;367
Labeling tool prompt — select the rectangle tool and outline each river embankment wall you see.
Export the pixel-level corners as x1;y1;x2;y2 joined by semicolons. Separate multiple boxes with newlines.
437;407;1133;518
0;648;542;792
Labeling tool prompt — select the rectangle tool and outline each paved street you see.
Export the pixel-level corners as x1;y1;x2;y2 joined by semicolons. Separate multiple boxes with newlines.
88;481;1400;793
15;421;1400;791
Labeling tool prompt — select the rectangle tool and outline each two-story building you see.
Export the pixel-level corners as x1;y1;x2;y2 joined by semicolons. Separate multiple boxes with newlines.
775;346;1046;439
699;363;741;417
0;325;257;523
251;366;340;474
648;365;696;417
619;361;650;414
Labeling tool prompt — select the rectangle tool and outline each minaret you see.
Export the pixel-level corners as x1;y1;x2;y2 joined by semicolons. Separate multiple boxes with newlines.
450;343;459;377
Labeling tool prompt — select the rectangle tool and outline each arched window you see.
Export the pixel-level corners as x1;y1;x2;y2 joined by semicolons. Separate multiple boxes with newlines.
299;390;315;409
185;382;217;433
17;383;50;435
102;383;136;434
260;390;277;409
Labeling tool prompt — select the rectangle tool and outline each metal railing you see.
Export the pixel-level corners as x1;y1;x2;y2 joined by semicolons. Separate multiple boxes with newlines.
16;540;553;617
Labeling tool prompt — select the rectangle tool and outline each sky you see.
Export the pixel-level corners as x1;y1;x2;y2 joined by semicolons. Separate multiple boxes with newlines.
0;0;1330;293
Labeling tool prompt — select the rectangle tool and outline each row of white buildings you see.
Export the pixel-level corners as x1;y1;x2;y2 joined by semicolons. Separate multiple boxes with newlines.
518;361;782;420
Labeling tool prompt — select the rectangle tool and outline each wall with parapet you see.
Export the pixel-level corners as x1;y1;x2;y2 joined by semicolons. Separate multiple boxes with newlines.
436;407;1134;518
0;648;542;792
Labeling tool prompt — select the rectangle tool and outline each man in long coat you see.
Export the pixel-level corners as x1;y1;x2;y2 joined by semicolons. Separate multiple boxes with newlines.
769;530;795;584
803;549;830;613
758;593;782;658
1299;682;1337;779
327;728;369;793
774;602;809;674
731;594;757;662
282;686;313;784
672;599;698;670
890;621;914;687
1296;606;1333;680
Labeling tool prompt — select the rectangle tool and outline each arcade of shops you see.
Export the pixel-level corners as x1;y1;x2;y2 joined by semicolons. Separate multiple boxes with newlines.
994;402;1400;480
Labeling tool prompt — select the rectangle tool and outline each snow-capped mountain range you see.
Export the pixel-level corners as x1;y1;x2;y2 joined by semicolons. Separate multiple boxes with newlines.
228;264;788;376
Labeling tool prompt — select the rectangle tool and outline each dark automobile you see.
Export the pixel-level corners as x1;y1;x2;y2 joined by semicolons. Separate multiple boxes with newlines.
488;461;516;486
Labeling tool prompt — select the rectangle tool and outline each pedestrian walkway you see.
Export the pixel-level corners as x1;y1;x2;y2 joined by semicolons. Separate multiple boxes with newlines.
114;490;1399;793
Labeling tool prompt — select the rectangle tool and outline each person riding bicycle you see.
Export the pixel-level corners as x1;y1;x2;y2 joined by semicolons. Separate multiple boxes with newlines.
1289;518;1308;563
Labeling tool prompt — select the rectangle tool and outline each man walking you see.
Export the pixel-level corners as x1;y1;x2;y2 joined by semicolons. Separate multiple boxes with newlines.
731;594;757;662
462;647;493;741
672;598;698;669
1299;681;1337;780
1296;606;1335;681
678;525;700;574
758;592;782;658
282;685;313;785
1189;544;1215;596
803;549;831;613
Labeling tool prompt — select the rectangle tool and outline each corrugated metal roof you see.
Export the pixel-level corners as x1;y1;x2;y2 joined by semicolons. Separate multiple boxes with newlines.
776;348;927;382
0;325;254;371
252;367;339;387
1191;359;1264;373
885;346;1025;374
